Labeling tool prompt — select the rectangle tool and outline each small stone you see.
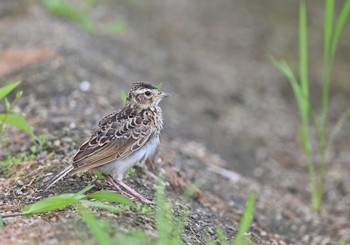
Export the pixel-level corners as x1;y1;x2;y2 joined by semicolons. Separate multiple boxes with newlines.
191;213;199;219
69;122;76;129
69;100;77;108
207;227;215;235
15;190;23;195
51;159;59;165
228;200;235;206
54;140;61;147
193;223;201;232
16;180;24;186
80;80;91;91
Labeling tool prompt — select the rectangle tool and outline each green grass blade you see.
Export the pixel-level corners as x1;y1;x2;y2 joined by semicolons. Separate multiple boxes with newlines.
337;232;350;245
233;192;256;245
324;0;333;62
180;179;204;203
330;0;350;58
41;0;93;33
0;113;34;136
4;98;10;111
108;19;128;33
88;190;134;207
321;0;334;138
326;106;350;150
80;200;122;213
74;185;94;196
77;206;113;245
271;55;315;209
116;230;152;245
270;57;307;123
309;107;322;143
54;193;83;199
299;0;309;102
79;18;93;33
156;82;163;90
156;179;166;242
0;81;21;101
156;179;171;244
171;204;190;244
321;0;350;149
0;214;4;228
216;228;228;245
42;0;82;22
23;196;79;215
120;90;127;105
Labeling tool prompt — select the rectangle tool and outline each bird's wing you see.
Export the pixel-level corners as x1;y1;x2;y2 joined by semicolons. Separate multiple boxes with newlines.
71;114;154;173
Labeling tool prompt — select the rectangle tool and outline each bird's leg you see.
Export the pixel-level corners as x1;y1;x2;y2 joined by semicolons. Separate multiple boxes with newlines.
103;174;153;204
102;174;135;200
117;180;154;205
103;174;123;192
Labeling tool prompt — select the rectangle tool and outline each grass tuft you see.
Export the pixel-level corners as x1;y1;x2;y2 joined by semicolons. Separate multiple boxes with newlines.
0;81;34;138
271;0;350;211
41;0;93;33
233;192;256;245
77;205;114;245
41;0;130;35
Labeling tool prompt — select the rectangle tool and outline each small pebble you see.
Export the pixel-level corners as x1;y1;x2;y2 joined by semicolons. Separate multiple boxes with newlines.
54;140;61;147
69;100;77;108
80;80;91;91
207;227;215;235
16;180;24;186
193;223;201;232
69;122;76;129
15;190;23;195
191;213;199;219
51;159;60;165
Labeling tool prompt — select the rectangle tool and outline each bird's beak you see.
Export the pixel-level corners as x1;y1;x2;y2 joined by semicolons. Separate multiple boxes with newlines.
160;91;170;98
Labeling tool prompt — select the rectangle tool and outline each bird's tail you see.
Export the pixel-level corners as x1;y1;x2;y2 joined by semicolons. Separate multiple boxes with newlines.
44;165;75;191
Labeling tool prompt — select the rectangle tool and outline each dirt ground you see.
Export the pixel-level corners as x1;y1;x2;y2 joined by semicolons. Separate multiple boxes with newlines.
1;0;350;244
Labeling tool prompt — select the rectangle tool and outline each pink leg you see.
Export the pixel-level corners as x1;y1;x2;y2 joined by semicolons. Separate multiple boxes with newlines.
102;174;135;200
117;180;154;205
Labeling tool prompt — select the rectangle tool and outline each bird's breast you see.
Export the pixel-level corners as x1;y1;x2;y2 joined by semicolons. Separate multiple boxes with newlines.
96;135;160;180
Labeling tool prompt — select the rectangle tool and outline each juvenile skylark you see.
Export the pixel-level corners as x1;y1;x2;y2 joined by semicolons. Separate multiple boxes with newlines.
45;81;169;204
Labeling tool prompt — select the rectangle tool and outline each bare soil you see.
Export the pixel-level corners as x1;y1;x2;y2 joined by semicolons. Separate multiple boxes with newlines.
1;0;350;244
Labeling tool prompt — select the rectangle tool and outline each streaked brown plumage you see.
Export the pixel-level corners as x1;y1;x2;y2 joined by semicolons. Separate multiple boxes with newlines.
45;81;169;204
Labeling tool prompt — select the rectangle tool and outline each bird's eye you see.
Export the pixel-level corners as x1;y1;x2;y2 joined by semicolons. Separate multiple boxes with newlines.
145;91;151;96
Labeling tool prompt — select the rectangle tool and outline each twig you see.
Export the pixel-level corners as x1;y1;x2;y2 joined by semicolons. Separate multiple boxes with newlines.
1;212;26;218
19;176;37;191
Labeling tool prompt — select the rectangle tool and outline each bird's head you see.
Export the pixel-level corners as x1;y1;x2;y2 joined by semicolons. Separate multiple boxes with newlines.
127;81;169;109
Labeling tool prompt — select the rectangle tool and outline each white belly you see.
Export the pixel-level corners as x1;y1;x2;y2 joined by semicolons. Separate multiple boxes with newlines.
96;136;160;180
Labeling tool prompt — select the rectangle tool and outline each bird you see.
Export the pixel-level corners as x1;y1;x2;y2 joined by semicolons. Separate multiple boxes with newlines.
44;81;169;204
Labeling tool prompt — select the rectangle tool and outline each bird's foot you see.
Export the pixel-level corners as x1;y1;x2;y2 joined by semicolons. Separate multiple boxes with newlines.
103;174;153;204
118;180;154;205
